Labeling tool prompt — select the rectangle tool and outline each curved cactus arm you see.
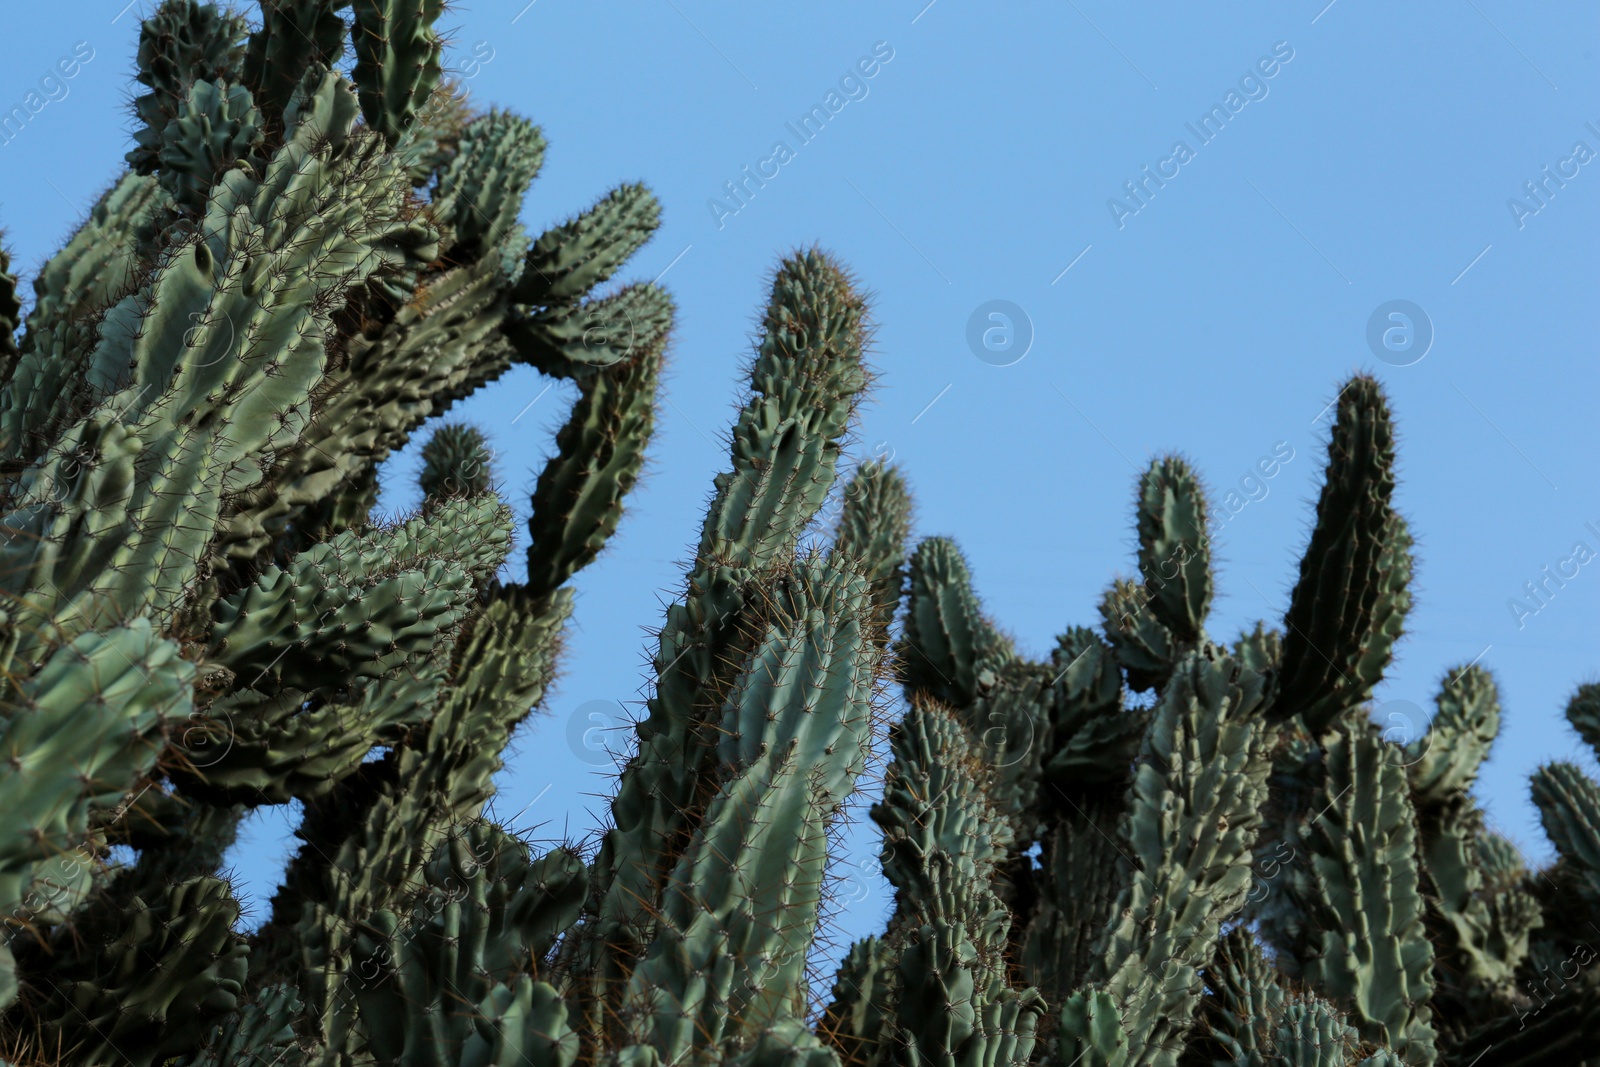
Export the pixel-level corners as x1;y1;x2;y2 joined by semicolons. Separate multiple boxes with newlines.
350;0;446;146
568;249;869;1018
1403;665;1535;1021
397;77;475;187
1074;648;1274;1067
242;0;348;120
1531;762;1600;896
1419;797;1541;1028
1405;664;1502;804
168;667;445;806
155;79;266;217
14;874;248;1067
898;537;1012;709
1135;455;1212;644
1271;376;1408;735
249;588;575;1040
828;458;912;638
343;821;586;1065
1041;628;1137;786
510;184;663;309
221;252;527;558
220;160;665;568
523;345;661;599
617;560;879;1061
126;0;250;175
1286;722;1438;1064
505;279;676;380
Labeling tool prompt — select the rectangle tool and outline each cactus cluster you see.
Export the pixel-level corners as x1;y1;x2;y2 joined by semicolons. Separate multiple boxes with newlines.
2;3;1598;1067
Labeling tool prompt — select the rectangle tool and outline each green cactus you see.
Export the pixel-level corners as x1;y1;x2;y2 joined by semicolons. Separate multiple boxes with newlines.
3;6;1599;1066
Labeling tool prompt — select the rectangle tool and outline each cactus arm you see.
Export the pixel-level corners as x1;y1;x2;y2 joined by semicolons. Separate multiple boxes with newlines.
242;0;349;120
509;184;663;310
343;821;585;1065
1099;577;1178;694
0;621;194;950
0;73;436;659
0;245;20;381
350;0;445;145
617;561;880;1062
898;537;1012;708
1062;649;1274;1067
1190;926;1290;1065
523;346;661;599
868;699;1044;1067
419;424;494;503
1287;722;1438;1064
1531;762;1600;895
1271;377;1408;735
568;250;869;1034
155;79;266;218
0;172;162;466
1402;665;1540;1031
126;0;250;176
816;937;894;1067
1135;456;1212;644
206;494;511;691
828;459;912;638
430;109;547;253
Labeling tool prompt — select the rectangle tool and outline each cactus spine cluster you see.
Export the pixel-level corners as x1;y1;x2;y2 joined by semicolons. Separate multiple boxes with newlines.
1;3;1597;1066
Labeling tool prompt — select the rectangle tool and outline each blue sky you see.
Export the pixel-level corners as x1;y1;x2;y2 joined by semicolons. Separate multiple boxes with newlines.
2;0;1597;971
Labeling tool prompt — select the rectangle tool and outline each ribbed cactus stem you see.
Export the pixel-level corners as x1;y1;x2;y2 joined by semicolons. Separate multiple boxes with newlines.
570;251;870;1043
1272;376;1408;735
1062;648;1274;1067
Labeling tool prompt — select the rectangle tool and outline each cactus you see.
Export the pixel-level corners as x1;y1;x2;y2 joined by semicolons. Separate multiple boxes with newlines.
3;4;1600;1066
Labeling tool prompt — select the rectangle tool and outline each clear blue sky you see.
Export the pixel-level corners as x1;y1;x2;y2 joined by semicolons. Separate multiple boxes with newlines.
2;0;1596;970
